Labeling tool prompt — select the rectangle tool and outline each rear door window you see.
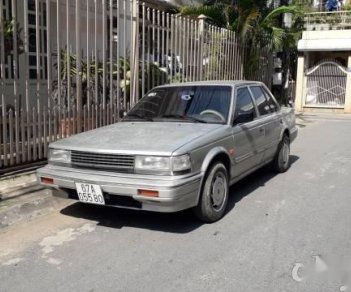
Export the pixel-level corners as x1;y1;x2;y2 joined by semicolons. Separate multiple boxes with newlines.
250;86;271;116
262;87;279;112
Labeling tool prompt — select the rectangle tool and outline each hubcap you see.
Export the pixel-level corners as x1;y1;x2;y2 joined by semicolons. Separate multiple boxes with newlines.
211;173;227;211
280;142;290;168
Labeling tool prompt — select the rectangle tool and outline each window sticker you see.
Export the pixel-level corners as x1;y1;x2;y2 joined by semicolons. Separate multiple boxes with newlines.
148;92;157;96
181;95;192;101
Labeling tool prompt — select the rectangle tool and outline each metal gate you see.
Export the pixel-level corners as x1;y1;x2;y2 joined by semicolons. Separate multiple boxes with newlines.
304;61;347;108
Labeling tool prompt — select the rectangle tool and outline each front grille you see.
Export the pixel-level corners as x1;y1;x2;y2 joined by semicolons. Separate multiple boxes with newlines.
71;151;135;173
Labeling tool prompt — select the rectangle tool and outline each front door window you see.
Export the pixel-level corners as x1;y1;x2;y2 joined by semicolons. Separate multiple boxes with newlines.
233;87;256;125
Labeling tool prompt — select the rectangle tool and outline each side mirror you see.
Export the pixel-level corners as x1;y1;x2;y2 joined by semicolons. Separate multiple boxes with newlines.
233;111;254;125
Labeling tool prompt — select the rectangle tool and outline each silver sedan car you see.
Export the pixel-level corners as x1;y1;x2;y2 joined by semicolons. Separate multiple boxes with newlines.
37;81;298;222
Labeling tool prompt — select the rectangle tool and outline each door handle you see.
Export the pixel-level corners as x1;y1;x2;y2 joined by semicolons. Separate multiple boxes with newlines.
259;127;265;133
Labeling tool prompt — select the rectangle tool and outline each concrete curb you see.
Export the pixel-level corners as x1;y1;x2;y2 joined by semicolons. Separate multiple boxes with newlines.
296;115;312;128
300;113;351;120
0;188;72;229
0;171;38;200
0;170;73;229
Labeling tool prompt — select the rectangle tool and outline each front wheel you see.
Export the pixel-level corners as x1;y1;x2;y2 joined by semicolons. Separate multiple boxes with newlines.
194;162;229;223
273;135;290;173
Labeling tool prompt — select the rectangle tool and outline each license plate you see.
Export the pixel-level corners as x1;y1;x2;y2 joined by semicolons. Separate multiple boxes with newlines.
75;183;105;205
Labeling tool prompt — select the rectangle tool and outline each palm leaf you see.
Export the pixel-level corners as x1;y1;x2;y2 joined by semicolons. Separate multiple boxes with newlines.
180;4;228;27
269;27;285;51
261;5;302;28
238;8;261;39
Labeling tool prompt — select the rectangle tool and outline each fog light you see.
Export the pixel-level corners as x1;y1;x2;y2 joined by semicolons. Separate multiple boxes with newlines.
137;189;159;197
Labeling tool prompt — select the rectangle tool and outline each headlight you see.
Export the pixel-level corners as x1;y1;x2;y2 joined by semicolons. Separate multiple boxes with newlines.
48;149;71;164
172;154;191;173
135;154;191;175
135;156;171;174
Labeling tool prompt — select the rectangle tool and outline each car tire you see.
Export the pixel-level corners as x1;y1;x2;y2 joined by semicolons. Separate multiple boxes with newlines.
273;134;290;173
194;162;229;223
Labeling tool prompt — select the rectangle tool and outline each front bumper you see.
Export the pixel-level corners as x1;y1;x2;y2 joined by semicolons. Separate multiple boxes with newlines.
37;165;202;213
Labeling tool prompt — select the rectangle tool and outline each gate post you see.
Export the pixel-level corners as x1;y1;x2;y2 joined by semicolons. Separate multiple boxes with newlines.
294;53;305;112
76;0;82;132
130;0;139;107
197;15;206;81
344;55;351;113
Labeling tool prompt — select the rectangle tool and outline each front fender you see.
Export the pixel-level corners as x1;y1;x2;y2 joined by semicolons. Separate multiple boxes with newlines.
195;147;231;205
200;146;231;173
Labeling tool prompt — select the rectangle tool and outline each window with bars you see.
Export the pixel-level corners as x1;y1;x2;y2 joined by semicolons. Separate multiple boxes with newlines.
0;0;15;79
27;0;48;80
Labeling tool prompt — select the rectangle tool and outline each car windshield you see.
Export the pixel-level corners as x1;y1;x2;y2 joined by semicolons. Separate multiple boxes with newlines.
123;85;232;124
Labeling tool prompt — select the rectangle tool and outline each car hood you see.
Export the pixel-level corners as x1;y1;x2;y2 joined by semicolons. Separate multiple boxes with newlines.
50;122;223;155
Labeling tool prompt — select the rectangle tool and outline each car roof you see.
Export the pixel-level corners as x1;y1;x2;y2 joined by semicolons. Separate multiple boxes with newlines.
155;80;263;88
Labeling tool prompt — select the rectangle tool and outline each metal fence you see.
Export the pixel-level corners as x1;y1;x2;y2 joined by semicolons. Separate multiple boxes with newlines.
0;0;271;174
304;11;351;31
297;0;351;13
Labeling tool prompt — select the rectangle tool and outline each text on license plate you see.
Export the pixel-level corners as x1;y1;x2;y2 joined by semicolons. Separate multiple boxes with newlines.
75;183;105;205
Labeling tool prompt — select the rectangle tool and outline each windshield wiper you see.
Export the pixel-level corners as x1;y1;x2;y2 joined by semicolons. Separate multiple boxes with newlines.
124;113;154;121
161;114;207;123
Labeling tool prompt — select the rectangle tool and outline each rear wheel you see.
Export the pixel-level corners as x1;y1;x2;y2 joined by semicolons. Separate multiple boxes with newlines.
194;162;229;223
273;134;290;173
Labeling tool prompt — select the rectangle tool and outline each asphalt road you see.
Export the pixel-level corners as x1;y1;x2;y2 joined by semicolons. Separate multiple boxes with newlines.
1;115;351;292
